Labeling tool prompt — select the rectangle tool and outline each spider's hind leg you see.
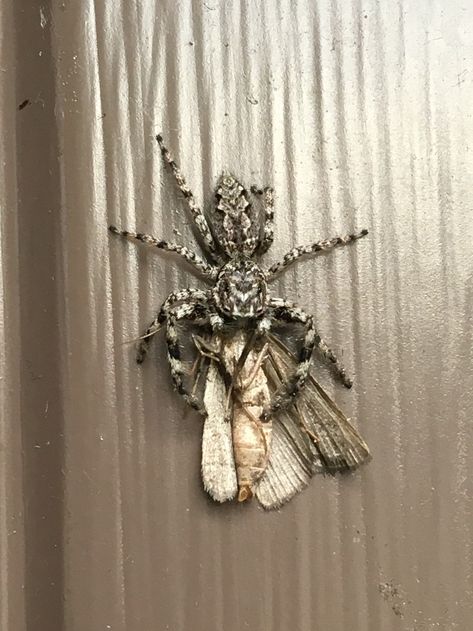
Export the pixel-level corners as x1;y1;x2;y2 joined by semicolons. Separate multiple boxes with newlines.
251;185;275;255
156;134;219;261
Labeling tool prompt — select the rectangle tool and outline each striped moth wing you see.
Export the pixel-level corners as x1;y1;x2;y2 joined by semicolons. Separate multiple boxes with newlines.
254;334;371;509
201;360;238;502
198;331;370;509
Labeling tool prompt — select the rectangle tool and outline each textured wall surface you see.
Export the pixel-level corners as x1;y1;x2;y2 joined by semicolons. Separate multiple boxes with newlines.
3;1;473;629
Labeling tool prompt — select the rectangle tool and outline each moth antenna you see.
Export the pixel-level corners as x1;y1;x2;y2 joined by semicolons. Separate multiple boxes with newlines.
121;328;163;345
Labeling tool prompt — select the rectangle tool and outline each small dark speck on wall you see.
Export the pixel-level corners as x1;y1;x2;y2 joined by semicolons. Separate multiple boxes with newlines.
18;99;30;111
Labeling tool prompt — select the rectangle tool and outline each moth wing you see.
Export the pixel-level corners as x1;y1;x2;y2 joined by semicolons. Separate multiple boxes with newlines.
255;408;320;509
255;334;371;510
201;361;238;502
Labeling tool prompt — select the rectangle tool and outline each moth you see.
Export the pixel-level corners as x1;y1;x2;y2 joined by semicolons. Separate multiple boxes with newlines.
109;134;371;509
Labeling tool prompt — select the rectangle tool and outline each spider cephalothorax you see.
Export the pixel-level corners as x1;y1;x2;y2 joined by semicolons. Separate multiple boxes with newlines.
109;134;368;413
212;257;267;319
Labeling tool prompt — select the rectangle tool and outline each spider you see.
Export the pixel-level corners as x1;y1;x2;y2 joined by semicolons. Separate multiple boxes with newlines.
109;134;368;417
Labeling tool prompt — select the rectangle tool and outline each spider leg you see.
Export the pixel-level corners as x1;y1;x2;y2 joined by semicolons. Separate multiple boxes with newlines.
251;185;275;255
264;298;352;417
263;299;315;416
156;134;219;261
136;289;211;364
266;229;368;279
166;300;222;413
315;336;353;389
109;226;217;280
269;297;352;388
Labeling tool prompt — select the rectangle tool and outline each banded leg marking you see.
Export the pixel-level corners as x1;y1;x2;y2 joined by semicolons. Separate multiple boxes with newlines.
136;289;210;364
251;185;275;255
109;225;217;279
156;134;219;260
267;229;368;278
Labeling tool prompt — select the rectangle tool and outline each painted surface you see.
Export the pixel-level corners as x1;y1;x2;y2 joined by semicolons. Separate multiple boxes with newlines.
2;1;473;629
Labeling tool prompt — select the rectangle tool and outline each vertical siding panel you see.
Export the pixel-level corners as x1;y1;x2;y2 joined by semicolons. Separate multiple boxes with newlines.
2;0;473;629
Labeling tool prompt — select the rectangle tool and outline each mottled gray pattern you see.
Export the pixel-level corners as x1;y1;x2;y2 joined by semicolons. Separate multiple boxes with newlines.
213;173;259;257
110;133;364;417
212;257;267;318
5;1;473;630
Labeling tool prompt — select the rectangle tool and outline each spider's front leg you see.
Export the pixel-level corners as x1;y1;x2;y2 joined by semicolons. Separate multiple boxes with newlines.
263;298;353;417
136;288;211;364
166;300;223;413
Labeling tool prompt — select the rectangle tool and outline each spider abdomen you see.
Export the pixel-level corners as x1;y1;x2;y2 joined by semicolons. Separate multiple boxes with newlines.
213;173;260;257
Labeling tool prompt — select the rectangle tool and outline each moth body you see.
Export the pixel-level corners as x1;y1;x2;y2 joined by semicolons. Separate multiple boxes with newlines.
220;332;272;502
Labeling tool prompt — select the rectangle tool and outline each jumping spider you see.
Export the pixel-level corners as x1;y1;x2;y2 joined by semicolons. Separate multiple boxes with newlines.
109;134;368;416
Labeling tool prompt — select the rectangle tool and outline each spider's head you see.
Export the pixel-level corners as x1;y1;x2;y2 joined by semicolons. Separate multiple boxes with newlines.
213;258;267;320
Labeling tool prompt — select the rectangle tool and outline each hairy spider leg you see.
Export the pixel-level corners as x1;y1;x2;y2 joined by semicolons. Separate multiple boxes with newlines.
267;229;368;278
251;185;275;255
156;134;219;261
264;298;352;417
166;301;223;413
270;298;352;389
136;288;211;364
316;336;353;389
262;299;315;417
108;226;217;279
